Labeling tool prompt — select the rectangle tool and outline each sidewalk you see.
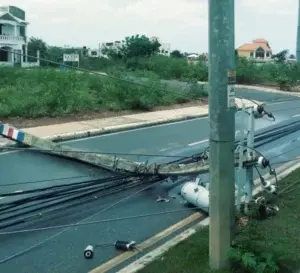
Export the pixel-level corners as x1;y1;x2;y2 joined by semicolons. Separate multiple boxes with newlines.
0;98;259;148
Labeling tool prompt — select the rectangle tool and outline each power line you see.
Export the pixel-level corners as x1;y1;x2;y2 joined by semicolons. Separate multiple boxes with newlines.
271;157;300;165
0;176;141;210
266;97;300;104
278;177;300;195
0;178;148;228
1;146;194;159
0;174;132;197
270;105;300;113
0;178;163;264
1;48;207;102
0;173;111;187
269;145;300;161
0;207;202;237
2;48;276;108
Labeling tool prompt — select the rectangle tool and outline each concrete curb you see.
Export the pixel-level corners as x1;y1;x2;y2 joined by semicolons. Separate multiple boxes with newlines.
0;98;259;150
116;161;300;273
46;113;208;142
0;113;208;149
197;81;300;96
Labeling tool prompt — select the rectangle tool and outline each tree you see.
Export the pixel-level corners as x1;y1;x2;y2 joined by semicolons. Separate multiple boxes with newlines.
272;49;288;63
45;46;65;66
102;34;161;60
101;46;123;60
170;50;184;58
27;37;47;63
122;35;161;59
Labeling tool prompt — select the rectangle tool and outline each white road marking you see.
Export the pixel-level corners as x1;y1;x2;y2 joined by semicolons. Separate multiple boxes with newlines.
0;150;20;156
0;190;23;200
292;114;300;118
188;139;208;146
267;101;288;106
159;148;168;152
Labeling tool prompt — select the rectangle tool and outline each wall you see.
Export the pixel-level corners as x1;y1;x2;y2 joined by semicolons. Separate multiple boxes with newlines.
238;50;250;57
159;43;171;56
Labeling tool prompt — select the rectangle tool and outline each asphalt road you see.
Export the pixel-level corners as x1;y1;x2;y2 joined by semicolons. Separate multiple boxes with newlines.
1;89;300;273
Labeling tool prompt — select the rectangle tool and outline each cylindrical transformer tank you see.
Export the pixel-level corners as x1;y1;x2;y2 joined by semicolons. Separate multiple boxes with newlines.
181;182;209;212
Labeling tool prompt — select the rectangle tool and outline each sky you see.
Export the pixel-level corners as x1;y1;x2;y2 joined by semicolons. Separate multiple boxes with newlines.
1;0;298;54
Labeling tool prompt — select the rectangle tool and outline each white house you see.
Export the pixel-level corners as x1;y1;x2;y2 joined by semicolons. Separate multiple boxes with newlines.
99;41;123;58
150;36;171;56
0;5;39;67
158;42;171;56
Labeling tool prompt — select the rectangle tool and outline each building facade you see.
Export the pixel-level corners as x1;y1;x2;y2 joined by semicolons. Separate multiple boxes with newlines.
0;5;39;67
99;41;122;58
237;38;272;61
150;36;171;56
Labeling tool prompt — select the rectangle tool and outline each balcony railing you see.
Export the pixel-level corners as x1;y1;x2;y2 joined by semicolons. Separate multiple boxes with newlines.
0;35;25;42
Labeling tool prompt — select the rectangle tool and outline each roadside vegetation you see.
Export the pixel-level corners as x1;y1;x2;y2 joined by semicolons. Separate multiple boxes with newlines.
0;68;206;118
1;35;300;119
139;168;300;273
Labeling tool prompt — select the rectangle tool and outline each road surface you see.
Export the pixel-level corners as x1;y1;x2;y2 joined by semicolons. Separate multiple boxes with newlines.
1;89;300;273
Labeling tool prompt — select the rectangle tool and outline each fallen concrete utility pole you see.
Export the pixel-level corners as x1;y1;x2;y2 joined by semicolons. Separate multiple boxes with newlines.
0;123;252;176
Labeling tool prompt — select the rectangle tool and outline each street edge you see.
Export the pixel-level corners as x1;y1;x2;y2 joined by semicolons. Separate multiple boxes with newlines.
116;161;300;273
48;113;208;142
0;113;208;149
0;102;258;150
198;81;300;96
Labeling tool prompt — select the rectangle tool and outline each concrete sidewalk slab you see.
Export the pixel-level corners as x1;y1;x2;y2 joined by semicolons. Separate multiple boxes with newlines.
0;98;259;148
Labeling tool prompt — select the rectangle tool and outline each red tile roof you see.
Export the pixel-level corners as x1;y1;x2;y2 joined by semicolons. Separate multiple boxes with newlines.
238;38;271;52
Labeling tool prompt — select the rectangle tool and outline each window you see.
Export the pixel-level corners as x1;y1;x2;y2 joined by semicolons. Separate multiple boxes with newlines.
266;52;270;57
255;47;265;58
91;51;97;56
250;52;253;57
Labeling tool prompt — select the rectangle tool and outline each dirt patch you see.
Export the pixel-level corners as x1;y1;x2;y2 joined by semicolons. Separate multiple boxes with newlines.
1;100;207;129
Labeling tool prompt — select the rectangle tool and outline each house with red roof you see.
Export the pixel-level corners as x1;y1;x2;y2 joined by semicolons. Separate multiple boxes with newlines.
237;38;272;61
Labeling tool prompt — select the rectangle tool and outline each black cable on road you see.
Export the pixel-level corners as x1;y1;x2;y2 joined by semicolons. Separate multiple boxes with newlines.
0;174;131;197
0;178;148;230
0;173;109;187
0;175;134;209
2;120;300;225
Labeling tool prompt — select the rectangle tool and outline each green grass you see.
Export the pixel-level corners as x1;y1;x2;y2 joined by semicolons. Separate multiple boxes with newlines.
138;227;231;273
0;67;207;118
139;168;300;273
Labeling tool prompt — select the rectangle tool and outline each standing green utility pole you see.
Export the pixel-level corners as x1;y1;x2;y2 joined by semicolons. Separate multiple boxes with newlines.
208;0;236;269
297;0;300;61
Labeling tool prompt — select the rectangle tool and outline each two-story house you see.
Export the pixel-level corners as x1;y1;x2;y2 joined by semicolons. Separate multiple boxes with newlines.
237;38;273;62
0;5;29;66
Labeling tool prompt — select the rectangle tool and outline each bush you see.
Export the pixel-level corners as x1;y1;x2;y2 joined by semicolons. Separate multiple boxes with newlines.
124;55;208;81
80;55;300;91
0;67;206;118
236;57;300;88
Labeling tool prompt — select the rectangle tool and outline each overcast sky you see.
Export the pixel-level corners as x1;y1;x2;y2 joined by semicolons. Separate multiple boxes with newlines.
1;0;298;54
